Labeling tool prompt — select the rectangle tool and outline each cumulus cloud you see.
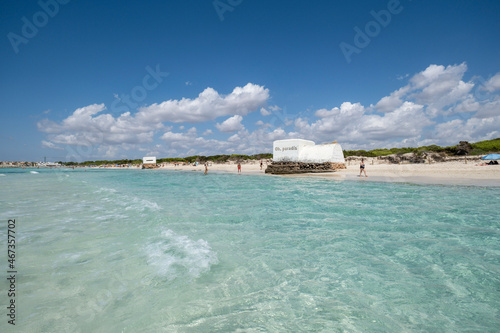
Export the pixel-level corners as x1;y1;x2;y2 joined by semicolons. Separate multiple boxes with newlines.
358;102;432;141
374;86;409;112
430;115;500;146
216;115;244;132
202;129;213;136
37;64;500;158
374;63;474;117
293;102;365;142
37;83;269;157
137;83;269;123
160;129;232;154
260;105;281;116
482;72;500;92
37;104;159;147
41;140;63;150
292;101;433;148
260;107;271;116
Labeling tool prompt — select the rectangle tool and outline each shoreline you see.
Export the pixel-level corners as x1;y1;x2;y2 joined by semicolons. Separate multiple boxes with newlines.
292;162;500;187
16;160;500;187
155;161;500;187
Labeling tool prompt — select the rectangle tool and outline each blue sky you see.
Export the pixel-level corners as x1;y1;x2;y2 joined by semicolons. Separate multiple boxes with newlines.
1;0;500;162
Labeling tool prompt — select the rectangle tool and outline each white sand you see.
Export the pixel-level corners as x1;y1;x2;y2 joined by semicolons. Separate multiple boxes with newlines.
296;160;500;186
156;160;500;186
158;162;267;175
100;159;500;186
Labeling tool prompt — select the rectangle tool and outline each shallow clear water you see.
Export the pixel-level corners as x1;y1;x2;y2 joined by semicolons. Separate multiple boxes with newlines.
1;168;499;332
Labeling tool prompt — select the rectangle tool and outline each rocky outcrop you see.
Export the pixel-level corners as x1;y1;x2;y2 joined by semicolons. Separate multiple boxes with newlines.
265;162;346;174
142;163;159;169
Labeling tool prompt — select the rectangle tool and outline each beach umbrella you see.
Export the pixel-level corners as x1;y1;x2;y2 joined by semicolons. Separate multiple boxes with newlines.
481;153;500;160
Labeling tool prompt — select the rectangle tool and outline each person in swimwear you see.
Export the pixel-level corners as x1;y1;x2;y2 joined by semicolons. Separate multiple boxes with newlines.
237;163;241;174
360;158;367;177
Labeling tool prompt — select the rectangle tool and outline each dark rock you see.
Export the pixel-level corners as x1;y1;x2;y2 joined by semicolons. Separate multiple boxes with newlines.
265;162;346;174
142;163;159;169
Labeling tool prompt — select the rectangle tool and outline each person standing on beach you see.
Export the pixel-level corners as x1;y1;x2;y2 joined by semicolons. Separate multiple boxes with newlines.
237;163;241;174
260;160;263;170
204;162;208;175
360;158;367;177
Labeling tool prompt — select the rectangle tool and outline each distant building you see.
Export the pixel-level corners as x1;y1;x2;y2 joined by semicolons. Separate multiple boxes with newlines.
142;156;158;169
142;156;157;164
272;139;345;164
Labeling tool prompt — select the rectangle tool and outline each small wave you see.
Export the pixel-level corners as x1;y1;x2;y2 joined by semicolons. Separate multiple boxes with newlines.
94;187;117;194
0;174;5;176
91;186;161;212
30;171;39;174
125;197;160;211
145;229;218;281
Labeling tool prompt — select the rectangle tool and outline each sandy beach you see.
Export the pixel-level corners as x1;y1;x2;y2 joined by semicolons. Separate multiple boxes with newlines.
151;160;500;186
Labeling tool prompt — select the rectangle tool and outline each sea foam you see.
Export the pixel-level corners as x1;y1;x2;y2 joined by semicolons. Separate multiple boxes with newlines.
145;229;218;281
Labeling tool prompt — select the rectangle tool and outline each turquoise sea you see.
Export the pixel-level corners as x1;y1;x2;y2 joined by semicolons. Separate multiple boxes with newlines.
1;168;499;332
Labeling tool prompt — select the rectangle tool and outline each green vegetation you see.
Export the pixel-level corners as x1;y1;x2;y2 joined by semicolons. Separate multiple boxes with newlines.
184;153;272;163
470;138;500;155
60;153;272;166
343;138;500;157
57;138;500;166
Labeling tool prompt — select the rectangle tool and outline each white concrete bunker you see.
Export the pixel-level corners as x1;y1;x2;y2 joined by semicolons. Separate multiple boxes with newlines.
272;139;345;164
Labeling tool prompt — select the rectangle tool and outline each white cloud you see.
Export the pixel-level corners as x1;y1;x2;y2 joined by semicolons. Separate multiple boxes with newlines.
202;129;213;136
474;96;500;119
293;101;433;148
358;102;432;141
374;63;474;117
36;84;269;158
37;104;159;147
294;102;365;141
41;140;63;150
37;64;500;158
260;107;271;116
216;115;244;132
260;105;282;116
374;86;409;112
137;83;269;123
430;115;500;146
454;96;480;114
160;131;193;142
482;73;500;92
